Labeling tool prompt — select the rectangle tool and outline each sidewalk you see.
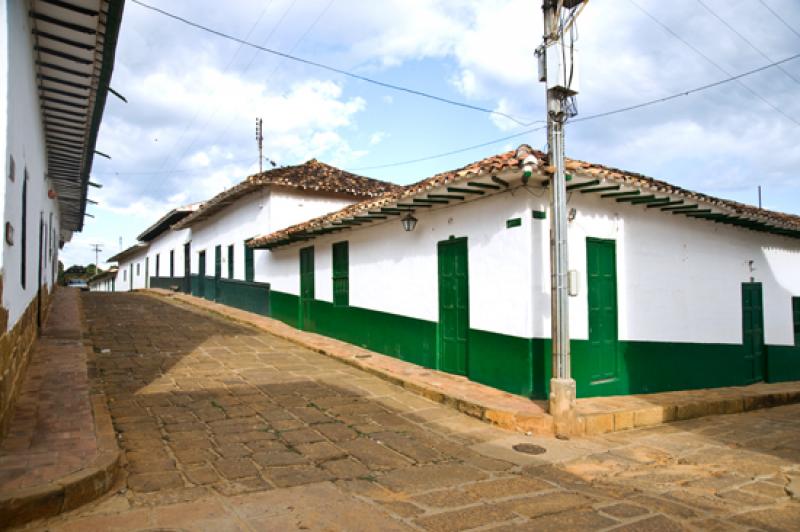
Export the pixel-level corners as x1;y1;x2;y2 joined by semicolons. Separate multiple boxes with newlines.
147;288;800;438
0;288;121;528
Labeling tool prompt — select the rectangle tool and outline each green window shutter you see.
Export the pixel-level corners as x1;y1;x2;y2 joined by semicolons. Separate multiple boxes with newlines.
244;243;254;282
227;244;234;278
793;297;800;346
214;245;221;278
332;241;349;307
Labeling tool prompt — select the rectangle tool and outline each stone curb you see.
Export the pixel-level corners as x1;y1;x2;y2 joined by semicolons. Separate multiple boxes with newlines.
142;289;557;436
0;296;122;528
142;289;800;439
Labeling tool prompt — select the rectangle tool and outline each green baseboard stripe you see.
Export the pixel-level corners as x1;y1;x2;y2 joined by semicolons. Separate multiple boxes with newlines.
260;289;800;400
187;275;270;316
767;345;800;383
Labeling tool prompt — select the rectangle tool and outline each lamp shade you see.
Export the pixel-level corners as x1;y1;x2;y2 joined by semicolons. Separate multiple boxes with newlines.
401;212;417;232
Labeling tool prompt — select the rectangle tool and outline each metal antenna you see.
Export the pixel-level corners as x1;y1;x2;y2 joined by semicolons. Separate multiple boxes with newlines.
256;117;264;173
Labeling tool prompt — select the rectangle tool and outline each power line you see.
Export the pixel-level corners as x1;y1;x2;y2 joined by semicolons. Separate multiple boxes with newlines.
628;0;800;127
350;50;800;172
201;0;334;164
129;0;541;127
695;0;800;85
757;0;800;41
161;0;293;177
155;1;274;173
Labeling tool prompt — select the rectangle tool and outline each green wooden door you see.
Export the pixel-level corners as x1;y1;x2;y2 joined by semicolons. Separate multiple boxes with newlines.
299;246;315;331
742;282;765;383
213;245;221;301
437;238;469;376
586;238;619;384
183;242;191;293
198;250;206;298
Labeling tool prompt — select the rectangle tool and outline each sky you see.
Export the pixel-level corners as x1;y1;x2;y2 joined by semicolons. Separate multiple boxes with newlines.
62;0;800;268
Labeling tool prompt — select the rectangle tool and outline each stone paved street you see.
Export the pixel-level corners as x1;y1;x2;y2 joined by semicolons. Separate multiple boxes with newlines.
18;292;800;531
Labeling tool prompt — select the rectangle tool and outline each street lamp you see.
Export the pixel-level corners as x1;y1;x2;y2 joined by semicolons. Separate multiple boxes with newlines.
401;212;417;232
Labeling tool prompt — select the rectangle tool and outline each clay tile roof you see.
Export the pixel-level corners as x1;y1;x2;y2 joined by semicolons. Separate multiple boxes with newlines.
173;160;402;229
106;243;148;263
248;145;800;249
248;148;537;248
137;202;202;242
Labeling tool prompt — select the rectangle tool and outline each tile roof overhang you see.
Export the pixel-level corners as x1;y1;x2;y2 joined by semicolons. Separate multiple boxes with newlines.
172;159;403;230
248;146;800;250
88;267;117;283
106;242;147;263
30;0;125;232
247;149;533;249
136;203;200;242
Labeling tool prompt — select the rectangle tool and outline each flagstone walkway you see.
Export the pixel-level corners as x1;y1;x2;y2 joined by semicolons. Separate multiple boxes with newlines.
17;292;800;531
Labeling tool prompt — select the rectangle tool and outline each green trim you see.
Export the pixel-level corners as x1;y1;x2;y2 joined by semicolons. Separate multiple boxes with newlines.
241;288;800;400
506;217;522;228
227;244;234;279
244;243;254;282
566;179;600;191
332;241;349;307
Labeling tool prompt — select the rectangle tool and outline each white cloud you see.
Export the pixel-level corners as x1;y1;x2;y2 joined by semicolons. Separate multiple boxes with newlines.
369;131;388;145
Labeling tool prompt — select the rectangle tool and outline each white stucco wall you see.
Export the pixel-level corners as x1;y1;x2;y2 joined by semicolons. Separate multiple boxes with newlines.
190;186;358;281
268;188;539;339
146;228;191;278
527;187;800;347
115;248;149;291
265;179;800;347
1;1;61;330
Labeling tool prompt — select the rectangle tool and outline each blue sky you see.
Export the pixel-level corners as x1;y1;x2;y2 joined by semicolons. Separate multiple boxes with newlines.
62;0;800;267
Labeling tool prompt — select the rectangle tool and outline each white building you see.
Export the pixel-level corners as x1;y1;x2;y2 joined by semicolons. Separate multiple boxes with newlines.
247;147;800;399
165;159;400;314
88;267;117;292
0;0;123;433
138;203;198;292
108;243;148;292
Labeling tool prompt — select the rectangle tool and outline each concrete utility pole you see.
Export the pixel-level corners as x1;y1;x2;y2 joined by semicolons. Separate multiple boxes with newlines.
540;0;582;435
90;243;103;271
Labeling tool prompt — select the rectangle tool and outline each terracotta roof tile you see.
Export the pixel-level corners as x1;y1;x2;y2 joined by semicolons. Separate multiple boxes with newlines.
248;146;800;248
174;160;401;229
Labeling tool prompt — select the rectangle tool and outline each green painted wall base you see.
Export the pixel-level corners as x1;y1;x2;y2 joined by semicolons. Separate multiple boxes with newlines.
150;276;190;293
189;275;270;316
265;290;800;400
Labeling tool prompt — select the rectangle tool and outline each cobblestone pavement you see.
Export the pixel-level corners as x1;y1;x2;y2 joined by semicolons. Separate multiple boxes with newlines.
21;293;800;531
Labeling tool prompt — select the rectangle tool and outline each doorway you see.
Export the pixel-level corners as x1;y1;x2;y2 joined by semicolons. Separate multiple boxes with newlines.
437;237;469;376
299;246;314;330
586;238;619;384
742;282;765;383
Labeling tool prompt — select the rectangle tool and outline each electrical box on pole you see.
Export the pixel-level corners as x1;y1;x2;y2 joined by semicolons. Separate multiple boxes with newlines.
537;44;579;95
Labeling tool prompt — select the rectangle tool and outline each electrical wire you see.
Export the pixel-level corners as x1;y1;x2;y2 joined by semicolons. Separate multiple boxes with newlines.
350;50;800;172
200;0;336;165
153;1;274;173
757;0;800;41
161;0;297;177
695;0;800;85
628;0;800;127
129;0;540;127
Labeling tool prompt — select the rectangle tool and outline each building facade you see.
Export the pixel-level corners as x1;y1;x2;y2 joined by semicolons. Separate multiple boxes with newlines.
88;268;117;292
0;0;123;434
0;0;124;434
108;244;148;292
248;148;800;399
